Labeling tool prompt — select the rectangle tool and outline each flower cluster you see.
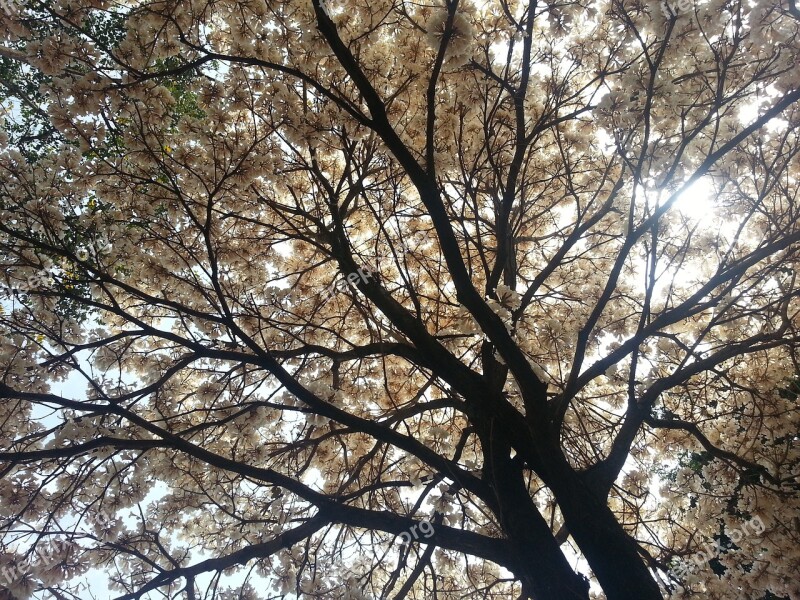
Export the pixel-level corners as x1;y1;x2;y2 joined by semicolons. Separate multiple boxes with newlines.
425;7;474;66
1;241;112;296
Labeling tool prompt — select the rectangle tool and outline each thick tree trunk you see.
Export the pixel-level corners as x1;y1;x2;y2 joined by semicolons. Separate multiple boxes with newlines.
545;464;664;600
480;426;590;600
479;354;661;599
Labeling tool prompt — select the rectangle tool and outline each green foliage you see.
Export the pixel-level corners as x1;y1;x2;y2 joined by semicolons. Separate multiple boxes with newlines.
0;55;59;160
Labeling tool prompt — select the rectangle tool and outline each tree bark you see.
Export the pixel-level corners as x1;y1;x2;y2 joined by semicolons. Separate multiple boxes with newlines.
478;420;590;600
544;462;664;600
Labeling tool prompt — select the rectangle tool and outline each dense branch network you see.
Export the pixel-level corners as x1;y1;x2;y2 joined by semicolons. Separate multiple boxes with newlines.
0;0;799;599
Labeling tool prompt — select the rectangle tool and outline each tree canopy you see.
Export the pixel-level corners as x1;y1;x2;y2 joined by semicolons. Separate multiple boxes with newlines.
1;0;799;598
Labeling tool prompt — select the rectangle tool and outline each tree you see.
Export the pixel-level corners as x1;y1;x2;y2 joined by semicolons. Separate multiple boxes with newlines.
0;0;799;598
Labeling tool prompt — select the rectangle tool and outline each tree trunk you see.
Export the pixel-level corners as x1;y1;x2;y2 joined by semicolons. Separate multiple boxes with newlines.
546;465;664;600
480;425;590;600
